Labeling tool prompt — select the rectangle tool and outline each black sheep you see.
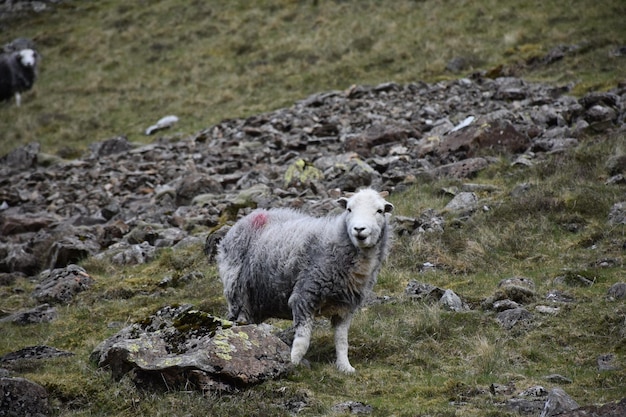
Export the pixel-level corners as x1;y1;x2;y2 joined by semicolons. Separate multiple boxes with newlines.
0;48;39;106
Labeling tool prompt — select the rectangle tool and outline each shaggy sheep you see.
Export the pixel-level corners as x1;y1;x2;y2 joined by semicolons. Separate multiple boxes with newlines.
217;188;394;373
0;48;39;106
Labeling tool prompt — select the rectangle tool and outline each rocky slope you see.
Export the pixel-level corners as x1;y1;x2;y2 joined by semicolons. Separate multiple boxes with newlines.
1;75;625;416
1;75;624;279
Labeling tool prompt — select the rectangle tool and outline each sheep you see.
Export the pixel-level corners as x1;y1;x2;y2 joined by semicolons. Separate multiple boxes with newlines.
0;48;39;106
216;188;394;373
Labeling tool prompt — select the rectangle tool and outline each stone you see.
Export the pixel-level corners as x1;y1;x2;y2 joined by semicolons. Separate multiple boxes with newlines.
95;241;157;265
444;192;478;215
432;157;491;178
608;202;626;225
0;142;40;172
439;289;469;312
0;377;50;417
607;282;626;300
91;305;292;392
87;136;133;158
32;265;94;305
0;345;73;363
540;387;579;417
597;354;620;371
0;304;57;325
405;280;445;302
331;401;374;415
496;308;533;330
47;234;101;269
497;276;537;304
175;173;223;206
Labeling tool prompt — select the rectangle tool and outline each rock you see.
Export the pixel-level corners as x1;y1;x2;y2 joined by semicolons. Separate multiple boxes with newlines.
557;398;626;417
540;387;579;417
204;225;231;262
47;234;101;269
175;173;223;206
544;374;573;384
439;289;469;312
284;158;324;189
489;299;519;312
431;119;530;163
606;154;626;176
31;265;94;305
546;289;576;303
0;241;40;276
497;276;537;304
432;157;491;178
444;192;478;215
535;305;560;315
597;354;620;371
344;124;417;158
607;282;626;300
0;345;73;363
0;304;57;324
496;307;533;330
608;202;626;225
507;398;545;415
331;401;374;415
405;280;445;302
0;142;40;172
91;305;292;392
87;136;134;158
553;271;595;287
95;241;157;265
0;377;50;417
0;212;60;236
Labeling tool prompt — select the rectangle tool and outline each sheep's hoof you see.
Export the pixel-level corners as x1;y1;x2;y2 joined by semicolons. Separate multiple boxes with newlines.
336;362;356;374
298;358;311;369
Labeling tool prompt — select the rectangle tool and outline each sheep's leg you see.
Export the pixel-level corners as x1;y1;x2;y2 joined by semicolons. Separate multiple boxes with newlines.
15;92;21;107
333;314;355;374
291;318;312;365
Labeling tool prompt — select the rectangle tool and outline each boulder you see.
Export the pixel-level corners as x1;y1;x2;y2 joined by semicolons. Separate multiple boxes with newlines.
31;265;94;304
496;308;533;330
0;304;57;325
91;305;292;392
0;377;50;417
540;387;579;417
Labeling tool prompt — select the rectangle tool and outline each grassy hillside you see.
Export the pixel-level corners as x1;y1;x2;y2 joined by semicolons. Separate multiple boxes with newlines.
1;1;625;416
1;0;625;156
1;133;625;416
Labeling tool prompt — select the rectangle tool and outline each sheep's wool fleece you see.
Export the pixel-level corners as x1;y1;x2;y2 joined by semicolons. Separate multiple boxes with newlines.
217;191;392;325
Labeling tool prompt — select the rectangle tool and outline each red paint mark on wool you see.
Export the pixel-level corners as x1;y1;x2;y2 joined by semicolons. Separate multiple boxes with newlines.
251;212;268;229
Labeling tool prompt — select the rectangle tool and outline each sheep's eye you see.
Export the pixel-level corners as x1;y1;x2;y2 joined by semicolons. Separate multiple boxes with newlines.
376;209;383;214
346;208;352;212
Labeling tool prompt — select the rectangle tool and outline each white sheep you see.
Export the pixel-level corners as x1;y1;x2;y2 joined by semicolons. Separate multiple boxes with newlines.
0;48;39;106
217;188;394;373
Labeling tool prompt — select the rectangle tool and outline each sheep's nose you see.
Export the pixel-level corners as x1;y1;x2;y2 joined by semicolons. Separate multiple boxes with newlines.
353;227;368;240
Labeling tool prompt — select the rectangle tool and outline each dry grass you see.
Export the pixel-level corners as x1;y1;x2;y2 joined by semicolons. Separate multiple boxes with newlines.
1;0;625;156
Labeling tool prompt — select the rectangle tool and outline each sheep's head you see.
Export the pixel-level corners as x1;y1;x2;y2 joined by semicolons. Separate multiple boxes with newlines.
17;49;38;67
338;189;393;249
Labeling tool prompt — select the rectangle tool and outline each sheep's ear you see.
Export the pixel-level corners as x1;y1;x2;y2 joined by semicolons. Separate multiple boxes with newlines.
384;202;394;213
337;197;349;208
379;191;389;198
